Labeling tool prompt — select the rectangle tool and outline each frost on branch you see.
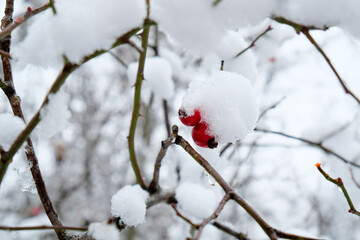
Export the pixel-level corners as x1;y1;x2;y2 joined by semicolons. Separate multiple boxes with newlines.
127;56;174;100
0;113;25;151
110;185;149;227
88;222;120;240
180;70;259;144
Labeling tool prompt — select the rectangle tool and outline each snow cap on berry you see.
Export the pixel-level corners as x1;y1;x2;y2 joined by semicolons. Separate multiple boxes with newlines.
181;70;259;144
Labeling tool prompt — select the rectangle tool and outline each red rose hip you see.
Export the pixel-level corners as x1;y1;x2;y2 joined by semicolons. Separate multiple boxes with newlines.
191;122;218;149
178;108;201;126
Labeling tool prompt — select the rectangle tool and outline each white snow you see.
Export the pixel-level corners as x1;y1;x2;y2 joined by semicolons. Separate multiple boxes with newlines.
14;0;146;66
151;0;225;55
36;90;71;138
111;185;148;227
127;56;174;100
175;182;218;219
0;113;25;151
203;30;258;81
88;222;120;240
180;70;259;144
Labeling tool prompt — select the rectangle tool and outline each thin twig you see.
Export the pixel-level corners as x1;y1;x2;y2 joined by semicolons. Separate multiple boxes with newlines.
301;29;360;105
127;40;142;54
172;125;321;240
0;225;87;232
234;26;272;58
0;1;67;238
170;203;197;228
194;194;230;240
315;163;360;217
148;129;176;194
212;222;249;240
0;2;52;41
259;97;285;120
255;128;360;168
127;19;153;190
272;16;330;33
349;167;360;189
0;27;141;176
162;99;171;136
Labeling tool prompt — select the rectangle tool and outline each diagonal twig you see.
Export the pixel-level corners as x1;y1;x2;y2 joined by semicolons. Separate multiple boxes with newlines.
172;125;322;240
234;25;272;58
0;2;53;41
315;163;360;217
194;194;230;240
148;127;176;194
255;128;360;168
301;29;360;105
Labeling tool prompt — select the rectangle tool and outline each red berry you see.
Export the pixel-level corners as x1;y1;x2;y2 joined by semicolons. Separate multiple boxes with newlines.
191;122;218;149
178;108;201;126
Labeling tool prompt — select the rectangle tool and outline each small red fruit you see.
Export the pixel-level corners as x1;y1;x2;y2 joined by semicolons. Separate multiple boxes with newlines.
178;108;201;126
191;122;218;149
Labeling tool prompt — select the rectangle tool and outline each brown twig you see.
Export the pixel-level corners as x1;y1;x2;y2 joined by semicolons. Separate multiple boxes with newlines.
172;126;321;240
0;1;67;239
255;128;360;168
272;16;330;33
0;225;87;232
0;2;52;41
170;203;197;228
315;163;360;217
194;194;230;240
212;222;249;240
0;27;141;240
349;168;360;189
162;99;171;136
148;127;176;193
301;29;360;105
234;26;272;58
1;27;141;178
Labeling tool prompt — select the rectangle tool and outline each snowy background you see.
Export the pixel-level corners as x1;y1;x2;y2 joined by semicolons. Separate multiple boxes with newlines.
0;0;360;239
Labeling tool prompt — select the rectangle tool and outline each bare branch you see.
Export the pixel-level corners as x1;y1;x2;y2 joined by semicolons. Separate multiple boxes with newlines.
234;25;273;58
0;2;53;41
194;194;230;240
255;128;360;168
212;222;249;240
315;163;360;217
301;29;360;105
0;225;87;232
148;132;175;194
172;126;321;240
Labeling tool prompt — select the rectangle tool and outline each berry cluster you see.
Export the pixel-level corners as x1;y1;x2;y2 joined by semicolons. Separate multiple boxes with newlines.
178;108;218;149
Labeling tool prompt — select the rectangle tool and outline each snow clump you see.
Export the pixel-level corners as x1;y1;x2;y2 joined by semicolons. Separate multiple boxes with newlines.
127;56;174;99
111;185;149;227
14;0;146;66
88;222;120;240
0;113;25;150
176;182;219;219
181;70;259;144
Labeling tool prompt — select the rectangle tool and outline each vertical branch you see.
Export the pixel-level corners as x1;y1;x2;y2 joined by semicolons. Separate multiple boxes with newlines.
194;194;230;240
127;19;152;190
0;0;67;239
